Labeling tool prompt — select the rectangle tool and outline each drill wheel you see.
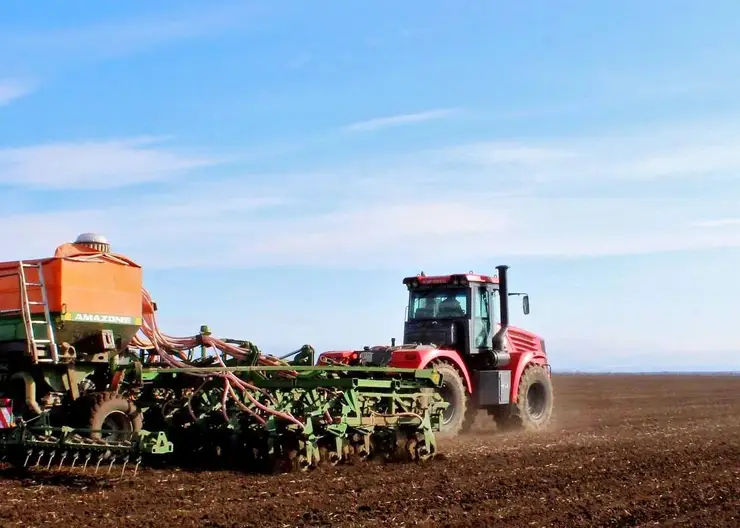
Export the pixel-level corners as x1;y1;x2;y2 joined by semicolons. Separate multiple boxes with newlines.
77;391;143;442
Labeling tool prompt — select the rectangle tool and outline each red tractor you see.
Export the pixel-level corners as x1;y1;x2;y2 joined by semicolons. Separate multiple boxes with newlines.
317;265;553;434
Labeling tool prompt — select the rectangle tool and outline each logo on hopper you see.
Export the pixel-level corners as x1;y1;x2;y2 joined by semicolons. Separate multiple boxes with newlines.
66;312;137;325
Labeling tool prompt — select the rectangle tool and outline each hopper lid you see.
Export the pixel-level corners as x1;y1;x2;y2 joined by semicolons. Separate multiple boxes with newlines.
74;233;109;245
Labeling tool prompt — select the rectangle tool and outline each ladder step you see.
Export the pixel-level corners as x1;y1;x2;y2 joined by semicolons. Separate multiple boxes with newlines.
25;282;43;287
28;301;44;305
33;339;52;344
21;263;40;268
30;320;50;325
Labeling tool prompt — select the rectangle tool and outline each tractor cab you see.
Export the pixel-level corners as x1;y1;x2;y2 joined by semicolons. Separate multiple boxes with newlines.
402;265;529;370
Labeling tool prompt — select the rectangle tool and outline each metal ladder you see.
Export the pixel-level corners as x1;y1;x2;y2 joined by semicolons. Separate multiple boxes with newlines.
18;261;59;364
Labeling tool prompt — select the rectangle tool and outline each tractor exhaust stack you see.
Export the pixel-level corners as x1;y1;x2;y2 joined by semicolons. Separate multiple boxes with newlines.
496;264;509;329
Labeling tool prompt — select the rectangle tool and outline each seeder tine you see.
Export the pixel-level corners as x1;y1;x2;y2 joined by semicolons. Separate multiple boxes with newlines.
34;450;44;467
94;452;104;474
45;450;56;470
133;456;142;478
70;452;79;469
82;452;91;472
24;449;33;467
120;455;129;477
58;451;68;469
107;455;117;474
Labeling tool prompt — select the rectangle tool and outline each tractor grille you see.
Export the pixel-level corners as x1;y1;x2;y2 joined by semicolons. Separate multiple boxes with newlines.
404;329;450;346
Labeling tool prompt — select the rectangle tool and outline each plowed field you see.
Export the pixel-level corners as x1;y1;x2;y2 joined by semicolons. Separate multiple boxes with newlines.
1;374;738;527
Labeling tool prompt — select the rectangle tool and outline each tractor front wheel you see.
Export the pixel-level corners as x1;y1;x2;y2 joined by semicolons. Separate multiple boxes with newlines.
433;362;475;435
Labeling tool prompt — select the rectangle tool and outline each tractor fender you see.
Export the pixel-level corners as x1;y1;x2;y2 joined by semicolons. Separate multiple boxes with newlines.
390;347;473;394
510;352;547;403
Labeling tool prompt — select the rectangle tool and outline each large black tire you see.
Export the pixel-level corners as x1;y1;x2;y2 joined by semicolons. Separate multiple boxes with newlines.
433;362;476;435
495;364;554;431
79;392;143;441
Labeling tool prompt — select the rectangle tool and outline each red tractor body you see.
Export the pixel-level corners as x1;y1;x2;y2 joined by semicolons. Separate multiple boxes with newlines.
318;265;554;434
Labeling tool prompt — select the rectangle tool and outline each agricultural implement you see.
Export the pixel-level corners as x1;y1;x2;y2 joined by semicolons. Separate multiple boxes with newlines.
0;233;552;477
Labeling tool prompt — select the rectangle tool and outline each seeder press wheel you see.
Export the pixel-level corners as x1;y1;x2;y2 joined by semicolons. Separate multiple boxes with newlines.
183;426;438;475
279;427;436;473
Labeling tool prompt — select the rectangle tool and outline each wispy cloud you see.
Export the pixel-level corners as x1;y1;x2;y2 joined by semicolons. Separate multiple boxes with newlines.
692;218;740;228
344;108;461;132
0;189;287;265
0;79;35;107
441;141;577;166
0;2;263;70
0;136;222;189
3;117;740;269
420;119;740;186
3;187;737;270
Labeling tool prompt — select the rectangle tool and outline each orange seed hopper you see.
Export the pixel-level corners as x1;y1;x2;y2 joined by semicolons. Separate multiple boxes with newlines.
0;234;144;362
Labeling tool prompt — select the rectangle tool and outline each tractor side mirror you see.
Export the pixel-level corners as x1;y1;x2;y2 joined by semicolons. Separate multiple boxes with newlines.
522;295;530;315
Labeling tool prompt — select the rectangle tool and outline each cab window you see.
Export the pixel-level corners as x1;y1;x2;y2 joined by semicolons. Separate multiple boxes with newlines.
409;288;468;319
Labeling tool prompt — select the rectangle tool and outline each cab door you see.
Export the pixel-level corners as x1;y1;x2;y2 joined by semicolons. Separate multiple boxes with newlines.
473;285;492;350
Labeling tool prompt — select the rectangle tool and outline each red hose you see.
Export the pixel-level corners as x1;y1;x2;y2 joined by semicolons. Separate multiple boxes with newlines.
132;288;305;429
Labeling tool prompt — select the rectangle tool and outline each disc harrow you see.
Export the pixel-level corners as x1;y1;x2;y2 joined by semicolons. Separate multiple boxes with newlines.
131;359;448;474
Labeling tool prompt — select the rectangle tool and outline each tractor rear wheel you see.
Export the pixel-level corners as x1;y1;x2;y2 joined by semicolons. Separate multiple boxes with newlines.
79;392;143;442
433;362;475;435
495;364;553;431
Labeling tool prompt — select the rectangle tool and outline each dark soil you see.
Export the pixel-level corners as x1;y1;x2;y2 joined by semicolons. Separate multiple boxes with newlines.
1;374;738;527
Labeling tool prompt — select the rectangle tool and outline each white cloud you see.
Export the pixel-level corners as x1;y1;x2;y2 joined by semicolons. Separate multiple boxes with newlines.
0;193;508;268
426;134;740;187
3;118;740;269
1;186;737;270
228;194;740;267
344;108;461;132
0;186;287;263
237;201;510;265
613;144;740;180
0;79;34;106
0;136;222;189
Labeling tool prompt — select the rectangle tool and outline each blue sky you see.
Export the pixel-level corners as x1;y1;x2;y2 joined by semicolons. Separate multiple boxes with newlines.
1;1;739;372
